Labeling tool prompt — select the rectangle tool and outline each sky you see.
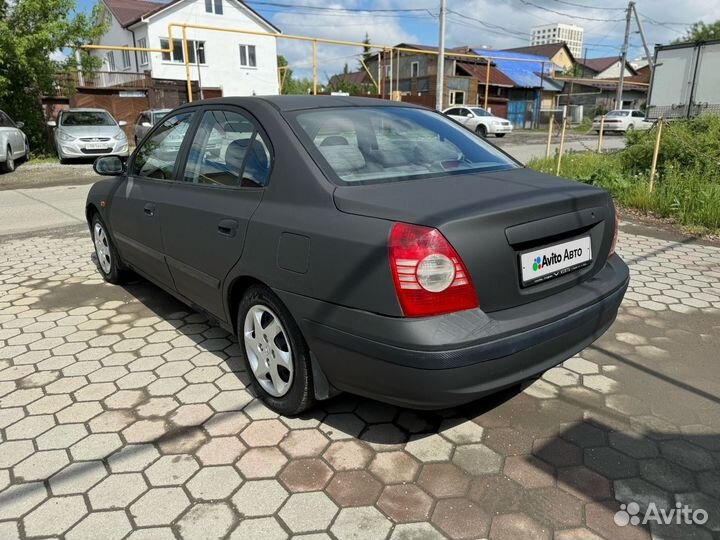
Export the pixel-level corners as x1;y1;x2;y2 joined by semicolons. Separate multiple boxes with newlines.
75;0;720;81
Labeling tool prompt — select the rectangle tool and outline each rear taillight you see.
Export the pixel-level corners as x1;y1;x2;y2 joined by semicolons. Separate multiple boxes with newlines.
389;223;479;317
609;213;619;257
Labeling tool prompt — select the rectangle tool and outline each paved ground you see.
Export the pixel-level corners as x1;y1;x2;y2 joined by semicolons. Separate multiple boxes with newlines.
0;181;719;540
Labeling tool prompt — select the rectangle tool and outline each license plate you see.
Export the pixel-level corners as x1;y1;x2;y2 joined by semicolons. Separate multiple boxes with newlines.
520;236;592;285
84;143;107;150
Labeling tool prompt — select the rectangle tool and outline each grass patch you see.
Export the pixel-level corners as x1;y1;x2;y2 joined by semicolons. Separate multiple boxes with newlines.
528;116;720;234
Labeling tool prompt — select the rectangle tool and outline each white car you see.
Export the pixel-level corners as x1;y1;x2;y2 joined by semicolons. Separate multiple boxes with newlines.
48;108;129;164
593;110;652;134
443;106;513;138
0;109;29;173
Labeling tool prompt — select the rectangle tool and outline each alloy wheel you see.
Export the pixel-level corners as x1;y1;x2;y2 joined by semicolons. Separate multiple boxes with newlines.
93;222;112;274
244;305;294;397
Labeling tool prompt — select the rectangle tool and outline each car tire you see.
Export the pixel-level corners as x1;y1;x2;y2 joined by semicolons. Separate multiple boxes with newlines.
476;125;487;138
91;213;129;284
626;124;634;132
495;133;506;138
238;284;315;415
24;140;30;162
1;145;14;173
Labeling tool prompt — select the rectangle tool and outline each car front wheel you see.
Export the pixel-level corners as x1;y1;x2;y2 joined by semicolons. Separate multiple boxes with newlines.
1;146;14;173
476;125;487;138
239;284;314;415
91;213;128;284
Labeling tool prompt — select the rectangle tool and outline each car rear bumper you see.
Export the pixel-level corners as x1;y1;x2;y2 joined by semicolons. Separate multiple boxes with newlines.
276;255;628;409
593;123;625;131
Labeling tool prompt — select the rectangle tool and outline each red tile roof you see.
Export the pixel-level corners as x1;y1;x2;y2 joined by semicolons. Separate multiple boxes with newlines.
104;0;169;28
456;62;516;87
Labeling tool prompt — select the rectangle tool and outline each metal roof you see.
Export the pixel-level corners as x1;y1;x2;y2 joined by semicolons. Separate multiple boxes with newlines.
471;50;557;90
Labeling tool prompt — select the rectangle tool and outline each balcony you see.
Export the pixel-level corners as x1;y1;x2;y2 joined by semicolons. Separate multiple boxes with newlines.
48;71;149;97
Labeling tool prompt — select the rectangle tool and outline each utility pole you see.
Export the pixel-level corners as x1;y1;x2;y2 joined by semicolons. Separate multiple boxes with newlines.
616;0;633;109
631;2;653;78
435;0;447;111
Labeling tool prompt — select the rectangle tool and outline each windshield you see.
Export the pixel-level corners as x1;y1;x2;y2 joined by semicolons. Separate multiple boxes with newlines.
470;108;492;117
606;111;629;117
294;107;518;185
61;111;116;126
152;110;171;123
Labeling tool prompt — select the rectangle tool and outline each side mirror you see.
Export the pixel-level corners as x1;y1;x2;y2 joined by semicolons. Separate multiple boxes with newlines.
141;121;152;127
47;120;57;127
16;121;25;129
94;155;125;176
118;120;128;127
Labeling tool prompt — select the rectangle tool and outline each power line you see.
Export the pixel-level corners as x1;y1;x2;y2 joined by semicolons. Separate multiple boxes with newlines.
551;0;624;10
517;0;626;22
245;1;434;15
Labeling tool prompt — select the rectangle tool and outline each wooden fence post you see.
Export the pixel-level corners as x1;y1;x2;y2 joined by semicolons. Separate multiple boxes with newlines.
649;117;663;192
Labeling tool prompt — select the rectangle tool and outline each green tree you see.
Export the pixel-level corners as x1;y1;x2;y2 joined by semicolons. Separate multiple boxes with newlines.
359;32;372;69
277;54;314;95
674;20;720;43
0;0;107;152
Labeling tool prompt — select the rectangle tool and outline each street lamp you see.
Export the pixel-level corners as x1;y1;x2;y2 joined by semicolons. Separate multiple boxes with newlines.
196;43;204;100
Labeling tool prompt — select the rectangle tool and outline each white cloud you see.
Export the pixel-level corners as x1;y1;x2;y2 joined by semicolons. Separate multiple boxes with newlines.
50;49;68;62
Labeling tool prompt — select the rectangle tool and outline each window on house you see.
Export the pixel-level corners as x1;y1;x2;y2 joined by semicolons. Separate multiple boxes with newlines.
138;37;148;65
106;51;116;71
449;91;465;106
121;46;131;70
206;0;223;14
160;39;206;64
239;44;256;67
411;61;419;78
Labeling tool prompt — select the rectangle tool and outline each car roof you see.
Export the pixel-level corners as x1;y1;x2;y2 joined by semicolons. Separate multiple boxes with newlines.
175;95;424;113
62;108;113;113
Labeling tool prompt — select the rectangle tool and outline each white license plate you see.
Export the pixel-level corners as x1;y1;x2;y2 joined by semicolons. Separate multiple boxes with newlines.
84;143;108;150
520;236;592;285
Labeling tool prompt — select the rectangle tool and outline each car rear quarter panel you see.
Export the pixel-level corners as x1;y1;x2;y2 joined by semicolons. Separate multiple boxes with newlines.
222;102;403;324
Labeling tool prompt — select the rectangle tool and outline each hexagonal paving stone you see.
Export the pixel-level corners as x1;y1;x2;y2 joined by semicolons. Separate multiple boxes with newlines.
232;479;288;517
23;495;88;537
146;454;199;486
368;450;420;484
0;481;48;519
418;462;471;498
122;419;167;444
0;440;34;468
389;522;446;540
177;502;235;540
70;433;123;461
5;414;55;440
584;447;638;480
503;455;555;489
326;470;383;507
431;498;491;540
453;443;504;475
196;436;246;465
405;434;454;463
50;460;108;495
331;506;392;540
240;419;289;447
187;465;243;500
65;510;132;540
324;440;375;471
130;487;190;527
489;513;551;540
229;516;288;540
235;447;288;479
377;484;433;523
37;423;89;450
107;444;160;473
279;458;333;492
279;428;330;458
14;449;69;482
89;473;148;510
276;491;338;534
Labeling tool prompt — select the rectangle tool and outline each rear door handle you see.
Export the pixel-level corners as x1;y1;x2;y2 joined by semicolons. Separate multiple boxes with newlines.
217;219;239;237
143;203;155;216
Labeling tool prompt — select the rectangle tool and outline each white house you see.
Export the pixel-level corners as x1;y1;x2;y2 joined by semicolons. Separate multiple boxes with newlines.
94;0;281;97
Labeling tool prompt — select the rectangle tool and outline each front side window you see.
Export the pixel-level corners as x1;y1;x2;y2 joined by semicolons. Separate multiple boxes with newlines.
132;112;194;180
61;111;115;126
184;109;271;188
239;44;256;67
294;107;518;185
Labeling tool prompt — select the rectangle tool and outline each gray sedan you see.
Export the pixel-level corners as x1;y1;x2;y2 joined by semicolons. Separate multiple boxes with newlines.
86;96;628;414
48;108;129;163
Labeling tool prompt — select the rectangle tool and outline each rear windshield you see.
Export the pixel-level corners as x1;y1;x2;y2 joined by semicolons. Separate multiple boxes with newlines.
61;111;116;126
606;111;629;117
293;106;518;185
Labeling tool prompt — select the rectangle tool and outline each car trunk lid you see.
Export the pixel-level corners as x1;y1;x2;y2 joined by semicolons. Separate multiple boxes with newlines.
333;168;615;313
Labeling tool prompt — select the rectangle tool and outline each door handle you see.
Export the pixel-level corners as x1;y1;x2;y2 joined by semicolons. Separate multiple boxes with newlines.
217;219;239;237
143;203;155;216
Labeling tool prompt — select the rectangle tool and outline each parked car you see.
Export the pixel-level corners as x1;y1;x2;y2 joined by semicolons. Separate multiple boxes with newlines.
443;106;513;137
87;96;628;414
592;109;652;133
0;109;29;173
133;109;171;145
48;108;129;163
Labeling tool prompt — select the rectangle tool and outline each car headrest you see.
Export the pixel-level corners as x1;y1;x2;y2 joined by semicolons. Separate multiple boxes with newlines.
320;135;349;147
319;145;365;174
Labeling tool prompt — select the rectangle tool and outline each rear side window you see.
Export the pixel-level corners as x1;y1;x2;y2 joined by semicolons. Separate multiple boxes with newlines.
294;106;517;185
183;109;271;188
132;112;194;179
